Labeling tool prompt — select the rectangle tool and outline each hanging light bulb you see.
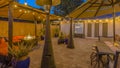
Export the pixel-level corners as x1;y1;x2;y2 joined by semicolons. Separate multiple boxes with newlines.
99;20;102;22
88;20;91;23
38;16;40;19
105;19;109;22
24;0;28;6
24;2;27;5
33;12;35;15
19;9;22;12
27;10;30;13
93;20;96;23
14;4;18;8
24;10;27;13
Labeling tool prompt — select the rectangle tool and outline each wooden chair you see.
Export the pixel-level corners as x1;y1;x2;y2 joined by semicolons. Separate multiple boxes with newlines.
113;51;120;68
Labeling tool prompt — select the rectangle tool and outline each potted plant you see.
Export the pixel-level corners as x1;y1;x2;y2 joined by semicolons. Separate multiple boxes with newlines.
64;35;68;44
39;29;45;40
8;41;36;68
58;32;65;44
54;28;59;37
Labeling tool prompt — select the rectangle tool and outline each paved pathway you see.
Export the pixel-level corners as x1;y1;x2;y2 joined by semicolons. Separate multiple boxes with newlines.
0;38;115;68
29;38;98;68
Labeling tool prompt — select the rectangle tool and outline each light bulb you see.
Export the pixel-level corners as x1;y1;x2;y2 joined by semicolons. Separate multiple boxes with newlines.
24;2;27;5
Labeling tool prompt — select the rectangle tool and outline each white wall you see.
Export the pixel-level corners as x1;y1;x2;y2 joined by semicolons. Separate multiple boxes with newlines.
61;21;120;38
115;22;120;35
92;23;95;38
61;23;70;35
99;23;103;37
108;22;113;37
85;23;88;38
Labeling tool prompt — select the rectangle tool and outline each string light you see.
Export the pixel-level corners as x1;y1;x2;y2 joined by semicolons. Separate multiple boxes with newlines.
105;19;109;22
14;4;18;8
38;16;40;19
27;10;30;13
88;20;91;23
24;2;28;5
99;20;102;22
24;10;27;13
93;20;96;23
19;9;22;12
33;12;35;15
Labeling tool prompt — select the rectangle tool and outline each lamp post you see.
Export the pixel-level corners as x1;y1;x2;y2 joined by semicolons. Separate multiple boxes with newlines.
36;0;61;68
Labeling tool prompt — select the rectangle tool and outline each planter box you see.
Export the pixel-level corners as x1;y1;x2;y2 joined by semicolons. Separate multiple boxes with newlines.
58;38;68;44
40;36;44;40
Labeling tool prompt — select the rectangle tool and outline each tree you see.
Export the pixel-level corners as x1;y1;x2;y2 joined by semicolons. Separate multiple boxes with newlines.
54;0;84;16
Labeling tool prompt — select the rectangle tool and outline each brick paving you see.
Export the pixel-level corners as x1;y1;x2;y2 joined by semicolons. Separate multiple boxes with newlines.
0;38;115;68
29;38;99;68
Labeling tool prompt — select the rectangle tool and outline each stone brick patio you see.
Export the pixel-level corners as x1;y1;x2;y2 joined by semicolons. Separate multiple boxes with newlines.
29;38;112;68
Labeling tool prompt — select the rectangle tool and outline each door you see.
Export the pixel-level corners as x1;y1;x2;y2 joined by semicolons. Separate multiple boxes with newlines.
94;23;99;37
87;23;92;37
102;23;108;37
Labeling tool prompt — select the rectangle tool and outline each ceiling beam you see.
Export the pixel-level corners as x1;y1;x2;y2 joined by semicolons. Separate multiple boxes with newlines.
0;4;9;8
17;12;24;18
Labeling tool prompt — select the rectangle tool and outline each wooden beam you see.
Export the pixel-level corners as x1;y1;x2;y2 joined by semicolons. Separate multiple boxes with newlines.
94;0;104;17
33;15;38;37
69;1;91;16
17;12;24;18
0;4;9;8
8;2;13;47
17;3;46;14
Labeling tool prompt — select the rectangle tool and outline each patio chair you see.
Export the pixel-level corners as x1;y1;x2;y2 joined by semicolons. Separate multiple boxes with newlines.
113;51;120;68
90;46;114;68
0;54;12;68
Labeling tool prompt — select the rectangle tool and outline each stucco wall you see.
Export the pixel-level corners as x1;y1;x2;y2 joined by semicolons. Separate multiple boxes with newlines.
61;21;120;38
